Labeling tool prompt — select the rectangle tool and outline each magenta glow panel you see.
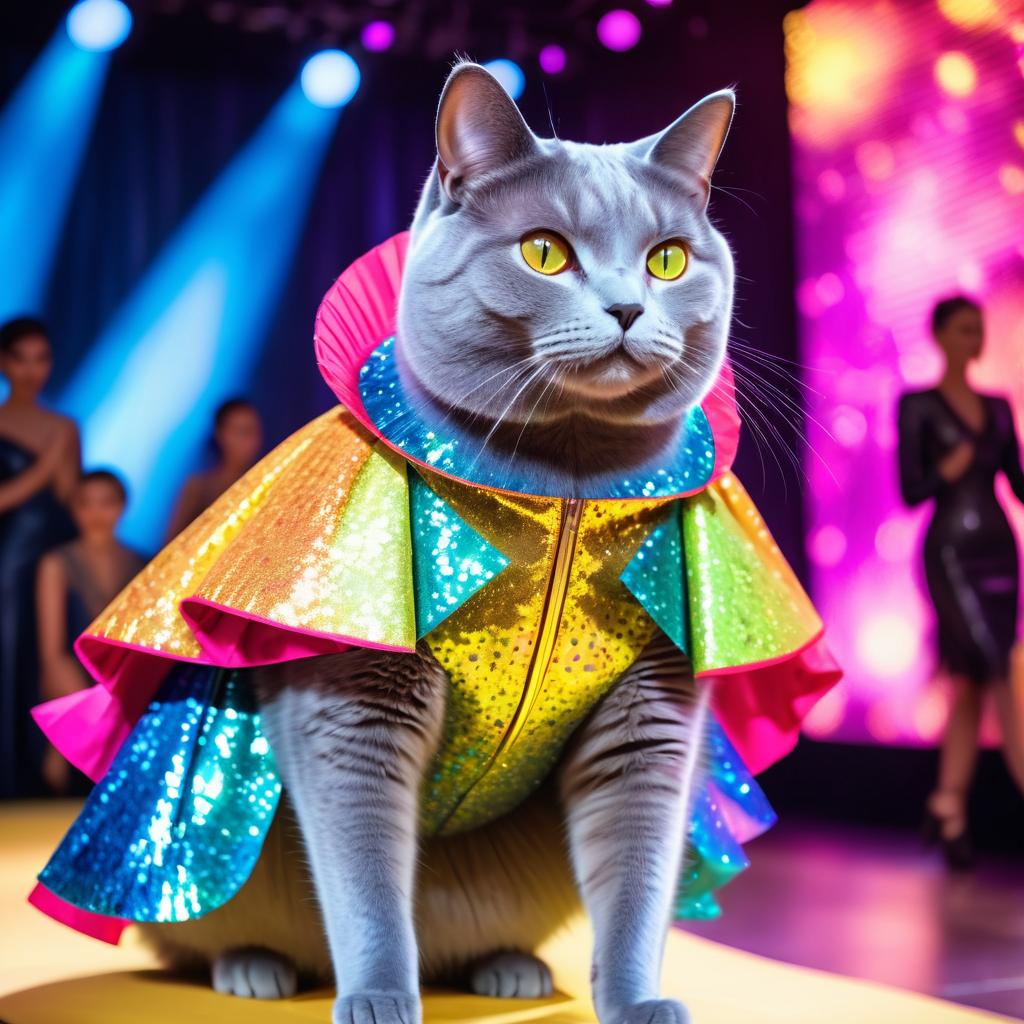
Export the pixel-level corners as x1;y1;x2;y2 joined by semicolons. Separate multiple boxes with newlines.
786;0;1024;745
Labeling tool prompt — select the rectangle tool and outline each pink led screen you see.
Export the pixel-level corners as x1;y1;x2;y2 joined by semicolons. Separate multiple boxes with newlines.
786;0;1024;744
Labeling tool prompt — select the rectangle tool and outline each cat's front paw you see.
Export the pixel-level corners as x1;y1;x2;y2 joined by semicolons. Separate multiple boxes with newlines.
211;947;298;999
334;991;421;1024
469;951;554;999
608;999;691;1024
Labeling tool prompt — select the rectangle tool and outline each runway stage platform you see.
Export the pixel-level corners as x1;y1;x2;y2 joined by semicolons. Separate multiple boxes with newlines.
0;802;1012;1023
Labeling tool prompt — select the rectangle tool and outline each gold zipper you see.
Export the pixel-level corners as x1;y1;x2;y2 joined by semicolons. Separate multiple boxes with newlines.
436;497;584;829
501;496;583;750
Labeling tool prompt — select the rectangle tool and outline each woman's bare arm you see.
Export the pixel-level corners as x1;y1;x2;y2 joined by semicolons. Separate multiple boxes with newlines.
36;553;89;699
0;431;67;513
50;418;82;503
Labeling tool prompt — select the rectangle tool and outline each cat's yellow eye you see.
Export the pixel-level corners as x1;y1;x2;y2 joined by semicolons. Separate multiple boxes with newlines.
520;231;571;275
646;240;688;281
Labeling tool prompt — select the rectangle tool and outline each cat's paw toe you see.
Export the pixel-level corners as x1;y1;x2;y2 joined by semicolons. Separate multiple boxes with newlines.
470;951;554;999
333;991;420;1024
611;998;690;1024
211;947;298;999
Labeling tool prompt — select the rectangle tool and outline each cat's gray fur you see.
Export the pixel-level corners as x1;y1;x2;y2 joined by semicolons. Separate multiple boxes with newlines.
398;63;734;490
138;62;736;1024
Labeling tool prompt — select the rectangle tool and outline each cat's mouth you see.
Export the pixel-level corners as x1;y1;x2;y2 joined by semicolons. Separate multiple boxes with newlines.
558;347;666;400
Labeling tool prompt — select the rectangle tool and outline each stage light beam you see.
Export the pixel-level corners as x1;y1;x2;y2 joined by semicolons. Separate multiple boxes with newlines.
0;28;115;321
59;81;346;548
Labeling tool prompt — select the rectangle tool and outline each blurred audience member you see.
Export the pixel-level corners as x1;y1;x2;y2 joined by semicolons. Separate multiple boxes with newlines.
36;470;144;794
165;398;263;540
898;296;1024;869
0;317;79;797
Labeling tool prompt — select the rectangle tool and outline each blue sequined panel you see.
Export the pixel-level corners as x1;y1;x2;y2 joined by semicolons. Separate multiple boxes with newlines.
675;719;776;920
39;664;280;923
359;336;716;500
409;469;509;638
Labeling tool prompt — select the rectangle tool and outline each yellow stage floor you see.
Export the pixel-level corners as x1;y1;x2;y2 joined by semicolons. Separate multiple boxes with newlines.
0;801;1012;1024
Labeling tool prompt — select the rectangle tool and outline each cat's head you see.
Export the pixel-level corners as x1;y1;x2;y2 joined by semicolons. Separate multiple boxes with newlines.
396;61;735;482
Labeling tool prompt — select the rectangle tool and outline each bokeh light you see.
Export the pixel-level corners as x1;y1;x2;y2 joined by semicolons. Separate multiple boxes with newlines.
538;44;567;75
857;612;922;679
360;21;395;53
785;4;904;146
596;10;642;52
483;59;525;100
809;525;847;567
66;0;132;52
934;51;978;96
938;0;1002;29
300;49;360;108
999;163;1024;193
790;0;1024;746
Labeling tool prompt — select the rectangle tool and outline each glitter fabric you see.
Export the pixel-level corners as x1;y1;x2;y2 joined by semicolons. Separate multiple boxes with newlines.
620;504;689;653
39;663;280;922
681;472;823;675
32;235;842;943
415;468;666;835
189;430;415;648
78;408;377;668
409;469;510;638
359;336;716;500
674;719;777;920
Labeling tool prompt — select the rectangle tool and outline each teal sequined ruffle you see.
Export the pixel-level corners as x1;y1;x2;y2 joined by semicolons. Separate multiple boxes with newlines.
38;664;280;923
41;669;770;925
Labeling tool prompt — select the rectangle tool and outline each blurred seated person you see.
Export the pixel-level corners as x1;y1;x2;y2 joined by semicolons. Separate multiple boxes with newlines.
165;398;263;540
36;470;144;794
0;316;79;797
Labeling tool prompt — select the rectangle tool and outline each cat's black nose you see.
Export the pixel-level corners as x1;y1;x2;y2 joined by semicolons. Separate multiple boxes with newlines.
605;302;644;331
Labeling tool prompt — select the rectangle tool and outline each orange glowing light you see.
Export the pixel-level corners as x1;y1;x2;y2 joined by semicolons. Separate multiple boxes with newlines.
999;163;1024;193
1014;120;1024;149
938;0;1002;29
935;51;978;96
784;5;903;146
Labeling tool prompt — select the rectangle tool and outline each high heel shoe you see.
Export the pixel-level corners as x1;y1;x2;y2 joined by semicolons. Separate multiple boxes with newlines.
922;808;975;871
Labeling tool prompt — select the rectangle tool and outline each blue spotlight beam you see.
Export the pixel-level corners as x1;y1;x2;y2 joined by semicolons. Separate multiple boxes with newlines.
59;82;344;549
0;29;113;320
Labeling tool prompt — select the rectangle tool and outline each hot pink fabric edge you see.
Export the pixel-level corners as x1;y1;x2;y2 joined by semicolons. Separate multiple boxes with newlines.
704;634;842;776
180;597;415;665
34;636;184;781
313;231;742;495
28;883;127;945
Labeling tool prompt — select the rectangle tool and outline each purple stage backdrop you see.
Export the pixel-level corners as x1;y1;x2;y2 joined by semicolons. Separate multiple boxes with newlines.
786;0;1024;745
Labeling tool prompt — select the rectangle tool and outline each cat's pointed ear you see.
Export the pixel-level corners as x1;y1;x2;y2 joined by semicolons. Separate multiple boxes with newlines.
435;62;537;203
639;89;735;202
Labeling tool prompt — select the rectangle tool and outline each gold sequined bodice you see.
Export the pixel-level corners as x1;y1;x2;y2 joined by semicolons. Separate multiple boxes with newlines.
418;472;669;835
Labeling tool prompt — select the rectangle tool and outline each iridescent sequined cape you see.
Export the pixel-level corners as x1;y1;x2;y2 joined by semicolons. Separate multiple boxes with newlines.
29;233;841;944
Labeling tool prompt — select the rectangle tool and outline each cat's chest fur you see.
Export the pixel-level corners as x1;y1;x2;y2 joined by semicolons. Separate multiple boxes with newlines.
415;471;671;835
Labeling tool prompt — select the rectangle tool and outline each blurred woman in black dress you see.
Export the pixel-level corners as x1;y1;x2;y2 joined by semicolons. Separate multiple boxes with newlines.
36;470;144;794
898;296;1024;868
0;317;79;797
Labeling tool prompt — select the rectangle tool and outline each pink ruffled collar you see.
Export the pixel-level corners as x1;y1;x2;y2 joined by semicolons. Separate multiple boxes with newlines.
314;232;741;498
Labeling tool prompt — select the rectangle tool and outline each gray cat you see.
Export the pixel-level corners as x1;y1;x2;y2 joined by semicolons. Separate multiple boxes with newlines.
140;62;736;1024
